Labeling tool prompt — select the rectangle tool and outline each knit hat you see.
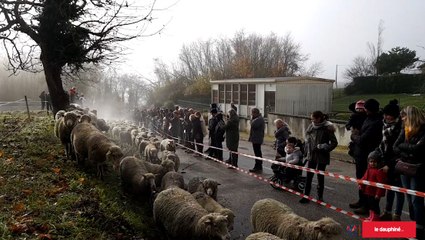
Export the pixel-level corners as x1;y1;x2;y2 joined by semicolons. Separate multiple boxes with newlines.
383;99;400;118
355;100;365;110
364;98;380;113
368;150;382;161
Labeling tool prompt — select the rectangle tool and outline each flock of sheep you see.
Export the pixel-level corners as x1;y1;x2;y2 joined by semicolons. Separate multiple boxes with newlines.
52;105;343;240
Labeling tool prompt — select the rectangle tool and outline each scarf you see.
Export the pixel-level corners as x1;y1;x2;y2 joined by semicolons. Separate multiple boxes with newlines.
378;118;400;154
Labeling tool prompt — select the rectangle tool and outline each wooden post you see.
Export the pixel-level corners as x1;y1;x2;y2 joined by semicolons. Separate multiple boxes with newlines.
24;96;31;120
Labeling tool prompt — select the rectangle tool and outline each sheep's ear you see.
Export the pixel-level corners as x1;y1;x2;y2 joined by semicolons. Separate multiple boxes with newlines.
204;217;212;225
106;150;111;157
217;182;221;186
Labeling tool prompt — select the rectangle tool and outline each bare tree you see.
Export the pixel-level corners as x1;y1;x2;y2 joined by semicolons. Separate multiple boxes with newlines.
0;0;160;113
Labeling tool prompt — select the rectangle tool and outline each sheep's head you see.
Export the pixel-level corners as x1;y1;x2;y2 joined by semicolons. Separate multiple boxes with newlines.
196;213;230;240
202;179;220;197
55;110;66;120
79;114;92;123
64;112;78;128
308;217;342;240
161;159;175;173
142;173;157;195
106;145;124;169
219;208;235;231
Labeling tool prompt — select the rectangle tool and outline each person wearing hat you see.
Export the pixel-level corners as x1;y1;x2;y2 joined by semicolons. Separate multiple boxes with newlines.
346;100;367;157
377;99;404;221
359;150;387;221
349;98;383;215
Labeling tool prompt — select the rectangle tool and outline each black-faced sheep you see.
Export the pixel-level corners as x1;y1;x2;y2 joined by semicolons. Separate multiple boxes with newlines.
188;176;220;201
245;232;285;240
153;187;231;240
192;192;235;231
250;198;342;240
87;132;124;180
161;171;186;191
160;139;176;152
57;111;79;160
161;150;180;171
119;156;157;199
70;115;98;164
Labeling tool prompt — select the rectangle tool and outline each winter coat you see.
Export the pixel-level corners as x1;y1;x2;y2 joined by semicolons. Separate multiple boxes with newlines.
352;113;383;160
191;117;204;140
249;115;265;144
393;124;425;166
222;114;239;150
285;148;303;165
377;118;402;170
274;125;291;156
304;121;338;165
360;167;387;197
346;112;367;131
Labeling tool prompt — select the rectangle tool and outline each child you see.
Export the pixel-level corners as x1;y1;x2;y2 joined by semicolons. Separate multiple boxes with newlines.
359;150;387;221
276;137;303;183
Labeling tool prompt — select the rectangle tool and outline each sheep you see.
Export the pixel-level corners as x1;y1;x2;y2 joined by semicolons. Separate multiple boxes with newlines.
160;139;176;152
153;187;231;240
250;198;342;240
119;128;132;146
161;150;180;171
138;139;150;158
57;111;79;160
144;143;160;164
96;118;109;132
55;110;66;121
188;176;220;201
71;115;98;164
245;232;285;240
161;171;186;190
119;156;157;199
192;192;235;231
86;132;124;180
142;159;175;186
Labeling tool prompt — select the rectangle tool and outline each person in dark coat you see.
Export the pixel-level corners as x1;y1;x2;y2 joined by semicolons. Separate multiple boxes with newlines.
222;109;240;167
273;118;291;157
39;91;46;110
349;98;383;214
248;108;265;173
213;113;226;161
169;110;181;141
191;112;204;156
230;102;237;114
346;100;367;157
206;109;219;159
299;111;338;203
393;106;425;239
377;99;404;221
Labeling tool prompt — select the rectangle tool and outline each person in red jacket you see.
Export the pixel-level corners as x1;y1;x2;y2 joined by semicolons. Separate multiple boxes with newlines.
360;150;387;221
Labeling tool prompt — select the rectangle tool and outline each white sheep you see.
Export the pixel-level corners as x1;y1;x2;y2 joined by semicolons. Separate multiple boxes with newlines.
70;114;98;164
192;192;235;231
160;139;176;152
245;232;285;240
161;171;186;191
144;143;160;164
251;198;342;240
153;187;231;240
57;111;79;160
142;159;175;187
119;156;157;199
161;150;180;171
188;176;220;200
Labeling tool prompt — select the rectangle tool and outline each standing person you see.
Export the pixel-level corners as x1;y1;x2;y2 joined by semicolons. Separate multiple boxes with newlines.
169;110;181;141
46;92;52;111
393;106;425;239
359;151;387;221
377;100;404;221
222;109;240;167
69;87;77;103
230;102;237;114
248;108;265;173
39;91;46;110
191;112;204;157
206;108;219;159
273;118;291;158
349;99;383;214
213;112;226;161
346;100;367;157
300;111;338;203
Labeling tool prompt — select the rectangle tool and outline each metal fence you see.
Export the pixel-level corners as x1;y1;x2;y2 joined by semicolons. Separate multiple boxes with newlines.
0;97;48;113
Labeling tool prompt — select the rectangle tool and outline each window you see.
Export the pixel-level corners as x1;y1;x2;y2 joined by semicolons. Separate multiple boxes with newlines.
219;84;224;103
248;84;256;105
240;84;247;105
232;84;239;104
225;84;232;103
212;90;218;104
264;91;275;117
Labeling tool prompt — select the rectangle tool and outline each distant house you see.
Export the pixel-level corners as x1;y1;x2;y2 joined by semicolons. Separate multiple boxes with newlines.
210;76;335;118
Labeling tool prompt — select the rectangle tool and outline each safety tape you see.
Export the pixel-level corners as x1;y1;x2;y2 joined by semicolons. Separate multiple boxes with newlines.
0;98;26;107
148;121;425;198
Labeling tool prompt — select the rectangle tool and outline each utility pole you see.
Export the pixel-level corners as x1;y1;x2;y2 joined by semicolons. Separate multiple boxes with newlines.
335;64;339;89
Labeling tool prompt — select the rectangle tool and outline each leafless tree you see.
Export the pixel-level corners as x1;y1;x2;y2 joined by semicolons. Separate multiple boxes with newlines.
0;0;160;113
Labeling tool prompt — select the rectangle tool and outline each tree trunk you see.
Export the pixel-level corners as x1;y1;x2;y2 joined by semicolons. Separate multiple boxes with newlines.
42;59;69;115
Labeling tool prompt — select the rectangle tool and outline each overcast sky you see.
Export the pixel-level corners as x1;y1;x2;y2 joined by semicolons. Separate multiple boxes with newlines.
120;0;425;86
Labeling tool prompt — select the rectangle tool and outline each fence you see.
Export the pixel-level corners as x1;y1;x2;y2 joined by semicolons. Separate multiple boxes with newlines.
0;97;51;117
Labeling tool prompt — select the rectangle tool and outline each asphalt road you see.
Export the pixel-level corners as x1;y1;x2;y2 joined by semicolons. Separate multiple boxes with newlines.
174;138;411;240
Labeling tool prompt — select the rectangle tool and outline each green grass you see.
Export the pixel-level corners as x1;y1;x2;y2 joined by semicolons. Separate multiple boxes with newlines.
0;112;164;240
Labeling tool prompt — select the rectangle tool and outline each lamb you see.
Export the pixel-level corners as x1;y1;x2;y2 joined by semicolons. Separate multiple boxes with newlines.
192;192;235;231
250;198;342;240
153;187;231;240
142;159;175;186
70;115;97;164
144;143;160;164
119;156;157;199
161;171;186;190
57;111;79;160
245;232;285;240
160;139;176;152
161;150;180;171
188;176;220;201
86;131;124;180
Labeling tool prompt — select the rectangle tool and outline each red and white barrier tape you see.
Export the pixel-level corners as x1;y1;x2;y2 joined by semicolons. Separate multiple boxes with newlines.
150;124;425;198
